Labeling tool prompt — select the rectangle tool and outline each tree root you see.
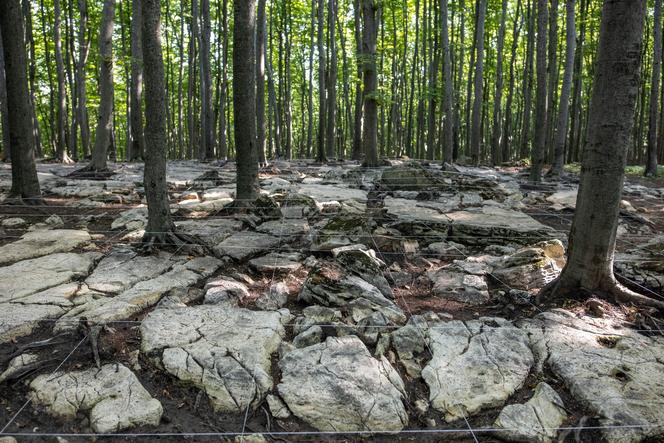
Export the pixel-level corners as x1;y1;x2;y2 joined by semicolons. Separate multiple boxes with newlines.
607;283;664;310
1;195;46;206
141;230;208;256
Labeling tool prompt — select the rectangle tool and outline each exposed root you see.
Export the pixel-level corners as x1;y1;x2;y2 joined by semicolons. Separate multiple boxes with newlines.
140;230;208;256
67;164;115;180
2;195;46;206
607;283;664;310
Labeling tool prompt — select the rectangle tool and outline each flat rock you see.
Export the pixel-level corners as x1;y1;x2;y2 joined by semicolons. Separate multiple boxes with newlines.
175;218;243;246
213;231;281;261
494;382;567;443
522;310;664;443
429;268;490;305
492;241;565;291
256;219;310;238
296;183;367;203
249;252;303;273
546;189;577;210
422;318;533;421
141;304;287;412
0;230;91;265
30;363;162;433
278;336;408;431
111;207;148;231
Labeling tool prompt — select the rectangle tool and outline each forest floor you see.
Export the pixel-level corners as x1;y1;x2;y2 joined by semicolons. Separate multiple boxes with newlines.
0;159;663;443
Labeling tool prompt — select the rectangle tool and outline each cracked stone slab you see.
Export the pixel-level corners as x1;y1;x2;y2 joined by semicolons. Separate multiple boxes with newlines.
84;248;176;294
521;309;664;443
175;218;243;246
494;382;567;443
30;363;162;433
422;318;533;422
256;219;310;238
429;269;490;305
277;335;408;432
0;229;91;266
141;304;287;412
54;257;222;331
213;231;281;261
0;252;100;303
249;252;303;273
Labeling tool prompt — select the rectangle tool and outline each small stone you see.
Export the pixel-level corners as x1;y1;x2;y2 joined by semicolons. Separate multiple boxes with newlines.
266;394;291;419
293;325;324;348
0;353;39;383
415;399;429;415
204;278;250;306
255;282;289;311
1;218;26;228
234;435;267;443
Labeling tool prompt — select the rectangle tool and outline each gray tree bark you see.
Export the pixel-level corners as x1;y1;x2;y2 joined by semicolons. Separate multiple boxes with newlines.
0;0;42;202
550;0;576;175
470;0;487;165
646;0;662;176
0;31;10;161
316;0;327;162
361;0;379;167
541;0;663;308
490;0;508;165
351;0;363;161
326;0;338;159
200;0;214;160
75;0;91;159
89;0;115;171
256;0;267;166
501;0;522;163
129;0;144;161
440;0;454;164
54;0;72;163
234;0;259;202
520;0;535;160
530;0;548;182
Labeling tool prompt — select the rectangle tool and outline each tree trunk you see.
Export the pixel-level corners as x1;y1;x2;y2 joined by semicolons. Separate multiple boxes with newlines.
89;0;115;171
129;0;144;161
24;0;42;159
646;0;662;176
0;0;42;202
200;0;214;160
440;0;454;164
326;0;338;159
545;0;559;161
76;0;91;159
316;0;327;162
490;0;508;165
219;0;229;160
543;0;662;308
307;0;315;158
361;0;379;167
351;0;363;161
0;31;10;161
520;0;535;159
530;0;548;182
550;0;576;175
568;0;587;163
256;0;267;166
501;0;522;163
234;0;259;202
141;0;175;244
54;0;72;163
470;0;487;165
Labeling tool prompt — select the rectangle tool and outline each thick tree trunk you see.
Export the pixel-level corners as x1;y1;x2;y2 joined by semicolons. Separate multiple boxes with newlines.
256;0;267;166
141;0;174;240
0;0;42;202
54;0;72;163
440;0;454;164
550;0;576;175
326;0;338;160
129;0;144;162
0;32;10;161
646;0;662;177
490;0;507;166
200;0;214;160
361;0;379;167
351;0;363;161
542;0;662;308
234;0;259;202
88;0;115;171
219;0;229;160
530;0;548;182
470;0;487;165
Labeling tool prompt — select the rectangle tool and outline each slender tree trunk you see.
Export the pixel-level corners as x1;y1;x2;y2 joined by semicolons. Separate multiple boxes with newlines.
23;0;42;159
234;0;259;202
256;0;267;166
426;1;440;161
176;1;185;158
490;0;508;165
550;0;576;175
362;0;379;167
141;0;174;242
316;0;327;162
568;0;587;163
530;0;548;181
406;0;420;158
186;18;195;159
646;0;662;176
351;0;363;160
545;0;559;161
284;2;293;159
543;0;662;308
470;0;487;165
129;0;144;161
219;0;229;159
520;0;535;159
0;32;10;161
502;0;522;163
307;0;315;158
54;0;72;163
0;0;42;201
200;0;214;160
441;0;454;164
89;0;115;171
75;0;91;159
326;0;338;159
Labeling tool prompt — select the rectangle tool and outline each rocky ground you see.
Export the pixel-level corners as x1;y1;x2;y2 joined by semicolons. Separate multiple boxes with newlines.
0;159;663;443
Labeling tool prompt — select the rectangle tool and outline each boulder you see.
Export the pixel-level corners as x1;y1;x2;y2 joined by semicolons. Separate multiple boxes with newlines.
278;336;408;431
213;231;281;261
492;240;565;291
381;165;438;191
429;269;490;305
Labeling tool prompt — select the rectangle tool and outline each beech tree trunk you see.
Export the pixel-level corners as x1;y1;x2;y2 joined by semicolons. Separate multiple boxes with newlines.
490;0;508;166
316;0;327;162
0;31;10;161
530;0;547;181
351;0;363;161
129;0;144;161
440;0;454;164
234;0;259;202
326;0;338;160
470;0;487;165
200;0;214;160
520;0;535;159
54;0;71;163
0;0;42;201
256;0;267;166
89;0;115;171
550;0;576;175
544;0;662;308
646;0;662;177
501;0;522;163
76;0;90;159
361;0;379;167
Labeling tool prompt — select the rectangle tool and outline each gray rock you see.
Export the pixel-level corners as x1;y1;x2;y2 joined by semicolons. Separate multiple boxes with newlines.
249;252;303;273
493;241;565;291
111;207;148;231
278;336;408;431
494;383;567;443
429;269;490;305
85;249;175;294
255;282;289;311
204;277;250;306
0;353;39;383
293;325;324;348
422;318;533;421
334;248;393;299
175;218;243;246
266;394;291;419
381;165;438;191
256;218;310;238
141;305;287;412
213;231;281;261
30;363;162;433
522;310;664;443
1;217;26;228
0;229;91;265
